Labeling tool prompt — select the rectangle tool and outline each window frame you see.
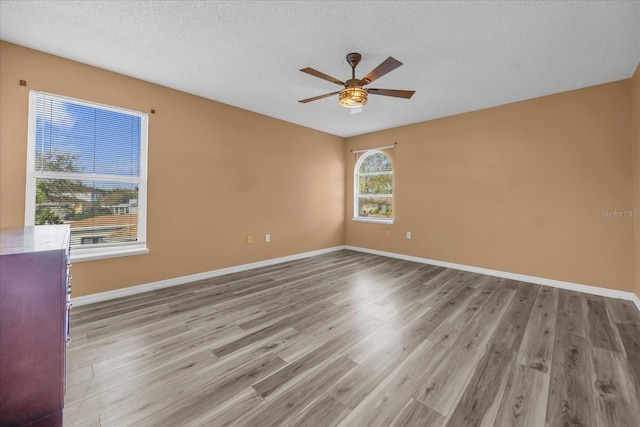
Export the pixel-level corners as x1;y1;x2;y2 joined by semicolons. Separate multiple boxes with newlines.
353;149;394;224
25;90;149;262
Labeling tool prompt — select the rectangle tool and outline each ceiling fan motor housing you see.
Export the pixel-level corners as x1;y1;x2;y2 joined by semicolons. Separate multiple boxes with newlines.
345;78;362;88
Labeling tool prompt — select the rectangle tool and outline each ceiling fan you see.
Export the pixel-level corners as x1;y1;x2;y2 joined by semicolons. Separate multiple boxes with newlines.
298;52;415;109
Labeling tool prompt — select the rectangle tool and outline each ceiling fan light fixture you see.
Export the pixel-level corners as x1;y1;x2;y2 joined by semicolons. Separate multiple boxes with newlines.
339;87;368;108
299;53;413;106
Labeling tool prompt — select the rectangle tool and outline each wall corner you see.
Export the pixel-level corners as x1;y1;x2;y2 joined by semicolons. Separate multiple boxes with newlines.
632;63;640;299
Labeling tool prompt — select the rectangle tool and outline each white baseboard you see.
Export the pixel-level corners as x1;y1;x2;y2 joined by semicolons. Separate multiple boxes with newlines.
72;245;347;306
346;245;640;310
73;243;640;312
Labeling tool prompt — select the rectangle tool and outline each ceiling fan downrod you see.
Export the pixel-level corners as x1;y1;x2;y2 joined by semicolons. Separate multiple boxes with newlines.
346;52;362;80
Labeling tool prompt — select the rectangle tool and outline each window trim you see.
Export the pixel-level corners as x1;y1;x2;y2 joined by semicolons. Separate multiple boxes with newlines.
353;149;394;224
25;90;149;262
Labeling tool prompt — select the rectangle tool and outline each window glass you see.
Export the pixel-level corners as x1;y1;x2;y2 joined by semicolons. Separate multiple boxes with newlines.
354;150;393;221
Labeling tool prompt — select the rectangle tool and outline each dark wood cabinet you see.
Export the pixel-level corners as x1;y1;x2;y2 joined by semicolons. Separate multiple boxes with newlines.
0;226;71;427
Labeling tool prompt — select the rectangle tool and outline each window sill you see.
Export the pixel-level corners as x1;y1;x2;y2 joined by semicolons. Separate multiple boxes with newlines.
352;217;394;225
71;245;149;262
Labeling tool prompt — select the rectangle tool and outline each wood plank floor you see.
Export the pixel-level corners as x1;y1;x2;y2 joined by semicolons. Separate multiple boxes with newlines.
64;250;640;426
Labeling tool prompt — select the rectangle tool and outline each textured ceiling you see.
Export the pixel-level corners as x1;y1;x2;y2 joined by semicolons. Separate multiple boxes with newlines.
1;1;639;138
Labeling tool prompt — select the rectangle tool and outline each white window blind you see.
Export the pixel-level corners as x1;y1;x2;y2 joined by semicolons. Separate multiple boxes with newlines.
26;91;148;260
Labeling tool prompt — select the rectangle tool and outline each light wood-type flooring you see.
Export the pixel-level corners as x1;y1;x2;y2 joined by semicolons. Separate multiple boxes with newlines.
64;250;640;426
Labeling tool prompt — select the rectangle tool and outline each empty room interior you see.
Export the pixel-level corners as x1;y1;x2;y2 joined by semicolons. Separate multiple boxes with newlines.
1;1;640;426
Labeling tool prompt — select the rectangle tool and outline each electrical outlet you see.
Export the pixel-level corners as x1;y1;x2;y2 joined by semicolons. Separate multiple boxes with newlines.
406;231;412;239
247;235;253;244
265;234;271;243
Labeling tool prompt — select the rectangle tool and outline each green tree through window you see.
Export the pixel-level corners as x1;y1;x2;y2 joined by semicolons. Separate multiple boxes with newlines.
34;152;82;225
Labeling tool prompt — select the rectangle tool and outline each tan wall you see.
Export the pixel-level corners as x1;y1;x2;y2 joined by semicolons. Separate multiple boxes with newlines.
1;41;636;297
0;42;346;297
346;80;634;291
633;64;640;298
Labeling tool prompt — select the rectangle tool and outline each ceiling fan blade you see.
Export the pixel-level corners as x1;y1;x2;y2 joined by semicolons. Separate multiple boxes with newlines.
298;91;341;103
300;68;344;86
367;88;415;99
359;57;403;85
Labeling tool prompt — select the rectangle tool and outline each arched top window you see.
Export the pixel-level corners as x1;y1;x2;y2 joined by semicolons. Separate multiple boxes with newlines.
354;150;393;223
